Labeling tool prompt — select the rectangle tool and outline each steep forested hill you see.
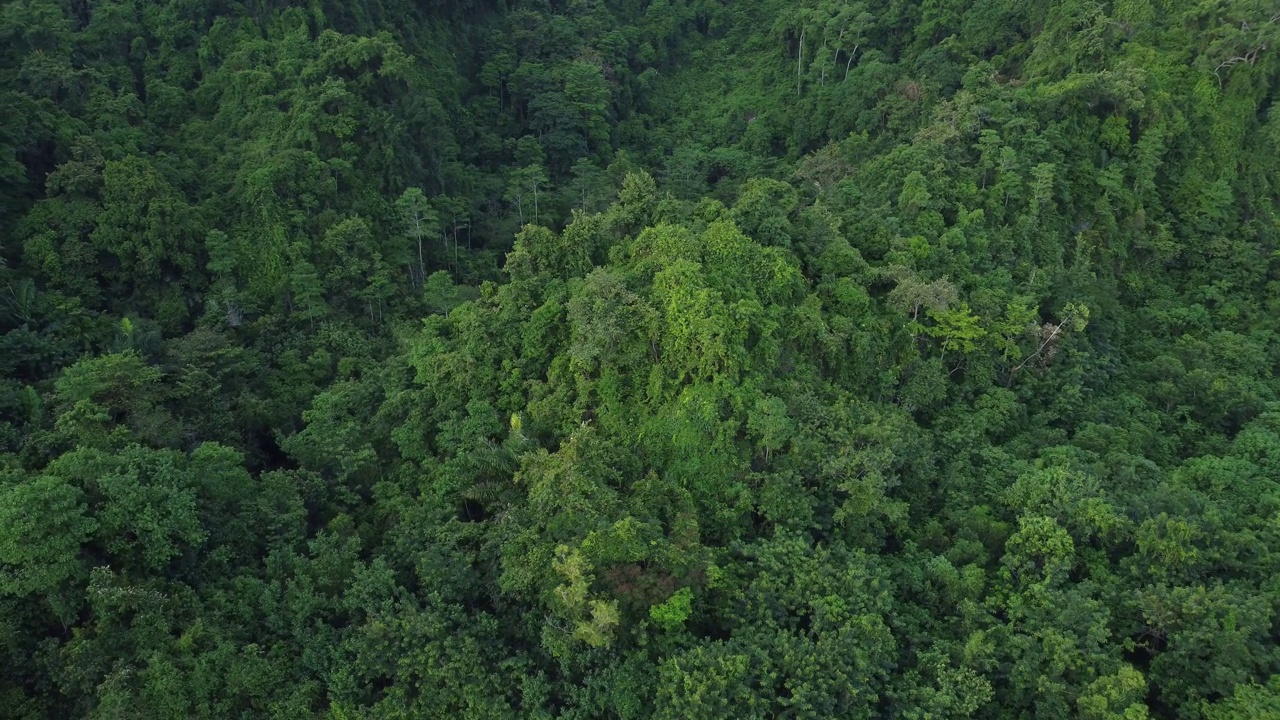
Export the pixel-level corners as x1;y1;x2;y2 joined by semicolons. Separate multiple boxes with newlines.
3;0;1280;717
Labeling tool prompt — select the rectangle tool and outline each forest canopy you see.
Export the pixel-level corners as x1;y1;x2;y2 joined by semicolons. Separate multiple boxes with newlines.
2;0;1280;717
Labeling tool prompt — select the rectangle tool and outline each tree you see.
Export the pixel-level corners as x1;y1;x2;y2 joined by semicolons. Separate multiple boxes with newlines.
656;534;896;719
505;163;550;226
0;473;96;621
50;351;175;449
1205;675;1280;719
43;445;208;573
396;188;440;288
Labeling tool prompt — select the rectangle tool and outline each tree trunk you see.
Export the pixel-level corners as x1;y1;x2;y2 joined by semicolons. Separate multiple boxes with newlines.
417;237;424;286
820;40;826;86
797;29;805;97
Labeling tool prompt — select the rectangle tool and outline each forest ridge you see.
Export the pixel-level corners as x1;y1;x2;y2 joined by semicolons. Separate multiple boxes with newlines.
2;0;1280;717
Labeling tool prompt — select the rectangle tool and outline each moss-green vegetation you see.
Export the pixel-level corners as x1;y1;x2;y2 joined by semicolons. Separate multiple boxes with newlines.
2;0;1280;716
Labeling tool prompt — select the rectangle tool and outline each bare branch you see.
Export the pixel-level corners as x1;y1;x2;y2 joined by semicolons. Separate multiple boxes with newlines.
1012;312;1074;373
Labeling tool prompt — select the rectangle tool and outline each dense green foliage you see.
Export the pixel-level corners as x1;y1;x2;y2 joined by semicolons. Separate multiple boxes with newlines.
3;0;1280;716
